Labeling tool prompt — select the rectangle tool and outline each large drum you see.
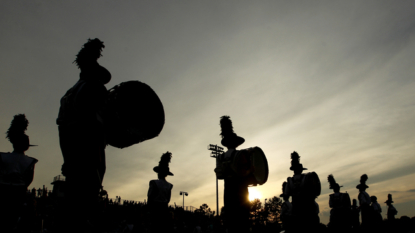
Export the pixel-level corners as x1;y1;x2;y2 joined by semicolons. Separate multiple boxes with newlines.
216;147;269;186
303;172;321;197
104;81;165;149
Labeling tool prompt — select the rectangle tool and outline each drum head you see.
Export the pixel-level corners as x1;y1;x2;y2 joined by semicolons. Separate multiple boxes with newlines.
251;147;269;185
305;172;321;197
104;81;165;148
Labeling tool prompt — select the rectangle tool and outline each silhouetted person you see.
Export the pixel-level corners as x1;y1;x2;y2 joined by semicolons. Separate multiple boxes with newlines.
37;187;42;197
215;116;250;233
371;195;383;231
327;174;351;232
357;174;371;228
385;194;397;221
371;196;382;217
285;151;320;232
56;38;111;232
0;114;38;232
280;182;293;233
148;152;174;233
351;199;360;231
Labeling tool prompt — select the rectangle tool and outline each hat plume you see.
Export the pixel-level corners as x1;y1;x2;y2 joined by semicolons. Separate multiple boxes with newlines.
74;38;105;69
220;116;234;138
6;114;28;142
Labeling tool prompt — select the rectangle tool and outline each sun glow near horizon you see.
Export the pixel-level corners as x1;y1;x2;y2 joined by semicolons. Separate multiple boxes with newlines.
248;187;262;201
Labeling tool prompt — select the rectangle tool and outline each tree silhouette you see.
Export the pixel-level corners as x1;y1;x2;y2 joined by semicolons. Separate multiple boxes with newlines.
195;203;213;216
264;196;283;223
250;199;264;225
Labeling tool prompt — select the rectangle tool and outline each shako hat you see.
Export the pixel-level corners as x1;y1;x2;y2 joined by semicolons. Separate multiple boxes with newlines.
6;114;37;147
385;194;394;204
356;174;369;189
290;151;307;171
153;151;173;176
219;116;245;148
328;174;342;190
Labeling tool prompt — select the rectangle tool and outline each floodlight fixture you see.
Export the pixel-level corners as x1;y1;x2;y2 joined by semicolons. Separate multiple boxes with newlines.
180;191;188;207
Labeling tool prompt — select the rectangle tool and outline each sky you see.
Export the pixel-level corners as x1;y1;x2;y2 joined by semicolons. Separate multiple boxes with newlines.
1;0;415;224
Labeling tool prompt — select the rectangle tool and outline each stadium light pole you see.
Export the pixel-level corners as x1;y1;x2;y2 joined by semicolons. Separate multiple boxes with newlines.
208;144;224;216
180;191;188;210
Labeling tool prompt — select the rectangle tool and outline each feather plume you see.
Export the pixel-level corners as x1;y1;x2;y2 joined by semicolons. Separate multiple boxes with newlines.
74;38;105;69
6;114;28;142
220;116;234;138
360;174;368;183
291;151;300;162
327;174;336;185
158;151;172;168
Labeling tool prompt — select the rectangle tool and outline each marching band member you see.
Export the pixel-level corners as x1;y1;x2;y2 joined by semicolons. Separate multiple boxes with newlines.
285;151;320;232
216;116;250;233
327;174;351;232
356;174;371;227
371;196;382;226
0;114;38;232
350;199;361;230
385;194;397;221
56;38;111;232
148;152;174;233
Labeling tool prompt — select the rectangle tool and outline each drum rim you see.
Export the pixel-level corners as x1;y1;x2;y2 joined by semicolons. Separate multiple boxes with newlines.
252;147;269;185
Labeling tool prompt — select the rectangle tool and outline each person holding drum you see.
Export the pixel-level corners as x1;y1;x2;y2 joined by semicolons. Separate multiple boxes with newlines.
56;38;111;232
216;116;251;233
285;151;320;232
148;152;174;233
327;174;351;232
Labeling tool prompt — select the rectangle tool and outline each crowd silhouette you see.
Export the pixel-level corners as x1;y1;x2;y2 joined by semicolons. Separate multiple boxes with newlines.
1;38;414;233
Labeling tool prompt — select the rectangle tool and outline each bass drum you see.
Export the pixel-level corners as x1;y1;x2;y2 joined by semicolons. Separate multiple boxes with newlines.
303;172;321;197
232;147;269;186
104;81;165;149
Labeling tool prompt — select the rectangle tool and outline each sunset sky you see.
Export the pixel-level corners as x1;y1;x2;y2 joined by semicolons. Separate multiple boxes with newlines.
1;1;415;224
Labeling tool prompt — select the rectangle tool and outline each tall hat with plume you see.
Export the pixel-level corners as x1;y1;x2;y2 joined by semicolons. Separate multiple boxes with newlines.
327;174;342;190
356;174;369;189
385;194;394;204
153;151;173;176
290;151;307;171
280;181;287;197
219;116;245;147
74;38;111;84
6;114;36;147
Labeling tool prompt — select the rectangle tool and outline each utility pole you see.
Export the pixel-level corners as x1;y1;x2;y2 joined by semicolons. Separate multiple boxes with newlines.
180;191;188;210
208;144;224;216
